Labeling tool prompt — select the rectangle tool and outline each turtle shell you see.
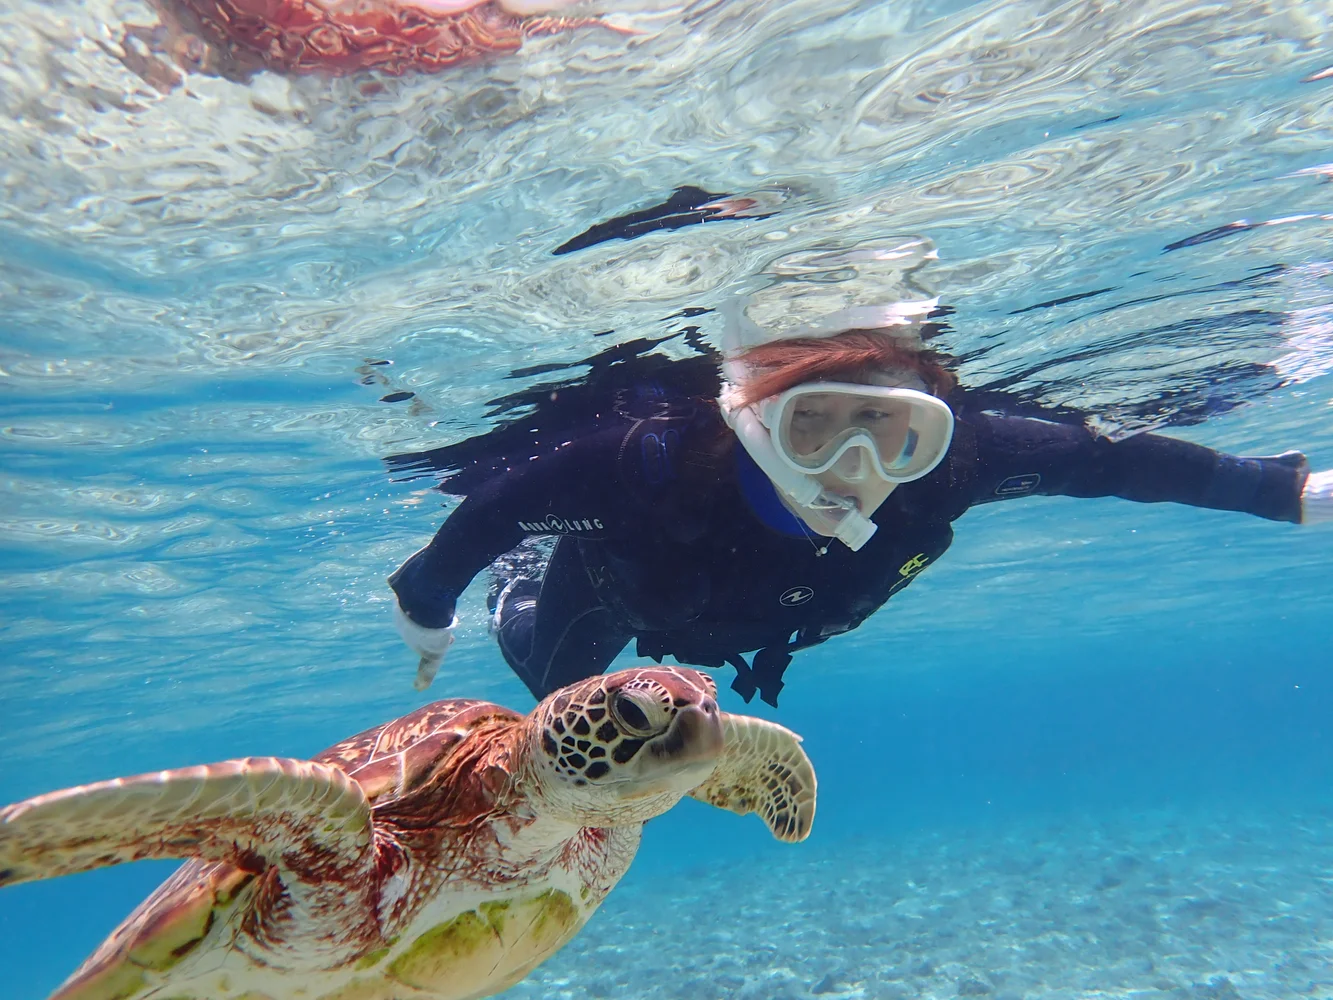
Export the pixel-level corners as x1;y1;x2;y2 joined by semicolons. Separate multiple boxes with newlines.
49;698;521;1000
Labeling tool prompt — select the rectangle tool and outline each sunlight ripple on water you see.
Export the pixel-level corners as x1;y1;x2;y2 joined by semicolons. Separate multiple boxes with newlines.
2;0;1332;757
2;8;1333;998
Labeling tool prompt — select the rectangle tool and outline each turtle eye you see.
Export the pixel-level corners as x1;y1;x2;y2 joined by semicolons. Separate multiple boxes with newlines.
610;691;661;737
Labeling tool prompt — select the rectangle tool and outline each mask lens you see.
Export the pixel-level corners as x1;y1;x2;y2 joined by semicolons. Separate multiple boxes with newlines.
778;391;908;468
770;384;954;483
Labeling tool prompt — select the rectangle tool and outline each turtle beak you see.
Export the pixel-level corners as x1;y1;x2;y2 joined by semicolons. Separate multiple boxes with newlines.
646;703;723;767
616;704;723;801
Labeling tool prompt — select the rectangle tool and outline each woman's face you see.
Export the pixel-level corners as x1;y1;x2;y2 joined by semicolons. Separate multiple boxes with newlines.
780;378;922;533
783;391;914;476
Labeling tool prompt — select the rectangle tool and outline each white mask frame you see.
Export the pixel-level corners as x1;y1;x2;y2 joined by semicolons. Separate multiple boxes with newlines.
757;382;955;485
720;367;956;551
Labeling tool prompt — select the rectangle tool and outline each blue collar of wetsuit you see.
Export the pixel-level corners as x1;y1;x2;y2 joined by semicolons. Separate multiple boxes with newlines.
734;442;819;538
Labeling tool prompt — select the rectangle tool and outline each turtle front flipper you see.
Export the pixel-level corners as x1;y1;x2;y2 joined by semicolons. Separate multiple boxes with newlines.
0;756;373;887
687;714;817;843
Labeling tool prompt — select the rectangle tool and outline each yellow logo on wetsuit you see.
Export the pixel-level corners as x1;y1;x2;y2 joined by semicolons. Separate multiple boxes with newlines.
898;553;930;578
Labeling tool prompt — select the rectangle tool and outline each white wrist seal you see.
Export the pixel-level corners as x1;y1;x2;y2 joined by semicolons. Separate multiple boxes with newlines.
393;601;457;691
1302;469;1333;524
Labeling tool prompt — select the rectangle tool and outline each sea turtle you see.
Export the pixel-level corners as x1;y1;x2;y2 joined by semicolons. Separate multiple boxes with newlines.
0;666;816;1000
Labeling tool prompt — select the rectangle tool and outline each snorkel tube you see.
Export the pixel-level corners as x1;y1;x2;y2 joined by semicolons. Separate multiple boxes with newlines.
718;362;879;552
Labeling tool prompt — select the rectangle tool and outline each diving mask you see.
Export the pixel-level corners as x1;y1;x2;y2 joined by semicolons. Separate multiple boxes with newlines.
759;382;955;485
719;374;955;552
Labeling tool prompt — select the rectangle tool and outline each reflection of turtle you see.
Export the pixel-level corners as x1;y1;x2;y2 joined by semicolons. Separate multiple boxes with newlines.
115;0;633;92
1;667;815;1000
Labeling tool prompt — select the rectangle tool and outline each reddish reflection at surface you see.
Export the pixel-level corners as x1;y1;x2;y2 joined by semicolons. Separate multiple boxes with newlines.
116;0;625;89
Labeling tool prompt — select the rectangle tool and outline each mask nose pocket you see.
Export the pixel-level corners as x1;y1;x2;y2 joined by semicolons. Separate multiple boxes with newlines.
831;446;871;482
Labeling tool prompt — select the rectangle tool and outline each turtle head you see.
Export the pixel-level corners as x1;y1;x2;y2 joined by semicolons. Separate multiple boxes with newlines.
521;667;723;827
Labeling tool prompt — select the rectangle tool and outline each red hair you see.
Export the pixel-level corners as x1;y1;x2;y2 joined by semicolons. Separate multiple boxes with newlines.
730;329;957;407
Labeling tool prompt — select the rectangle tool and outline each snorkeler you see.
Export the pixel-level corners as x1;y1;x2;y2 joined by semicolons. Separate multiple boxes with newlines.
386;257;1333;708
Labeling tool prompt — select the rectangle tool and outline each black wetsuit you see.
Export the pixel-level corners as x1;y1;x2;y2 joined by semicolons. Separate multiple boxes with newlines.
389;394;1308;706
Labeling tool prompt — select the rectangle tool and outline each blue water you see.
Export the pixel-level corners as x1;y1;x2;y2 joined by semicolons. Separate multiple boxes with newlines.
4;0;1333;996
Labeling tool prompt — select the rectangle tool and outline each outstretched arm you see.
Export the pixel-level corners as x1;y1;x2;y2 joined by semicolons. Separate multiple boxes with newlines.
389;487;527;632
387;424;639;686
965;413;1312;522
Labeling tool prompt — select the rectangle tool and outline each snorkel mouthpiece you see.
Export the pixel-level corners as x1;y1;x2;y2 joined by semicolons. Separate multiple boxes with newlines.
809;489;879;550
829;502;877;551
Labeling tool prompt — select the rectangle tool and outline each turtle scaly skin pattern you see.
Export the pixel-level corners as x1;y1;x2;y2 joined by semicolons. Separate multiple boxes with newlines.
0;667;816;1000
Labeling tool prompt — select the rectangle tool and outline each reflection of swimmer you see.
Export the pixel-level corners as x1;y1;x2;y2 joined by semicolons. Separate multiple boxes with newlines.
117;0;633;89
554;187;778;255
387;318;1333;707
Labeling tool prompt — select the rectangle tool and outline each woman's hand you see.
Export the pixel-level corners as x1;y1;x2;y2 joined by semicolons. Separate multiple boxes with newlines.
392;601;458;692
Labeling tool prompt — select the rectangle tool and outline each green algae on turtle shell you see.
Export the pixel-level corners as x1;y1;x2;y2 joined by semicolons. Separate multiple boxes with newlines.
386;891;579;991
130;904;215;972
479;899;511;935
317;979;405;1000
386;910;495;986
526;890;579;939
353;945;392;970
73;962;147;1000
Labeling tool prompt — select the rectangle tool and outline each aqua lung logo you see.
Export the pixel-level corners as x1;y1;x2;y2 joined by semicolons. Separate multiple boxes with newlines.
779;586;814;607
517;515;605;534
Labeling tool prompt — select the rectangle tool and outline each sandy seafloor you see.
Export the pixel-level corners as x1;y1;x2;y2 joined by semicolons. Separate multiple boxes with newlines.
504;808;1333;1000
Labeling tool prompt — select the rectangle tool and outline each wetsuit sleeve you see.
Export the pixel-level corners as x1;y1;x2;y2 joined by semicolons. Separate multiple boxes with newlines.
966;413;1309;523
388;426;638;629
